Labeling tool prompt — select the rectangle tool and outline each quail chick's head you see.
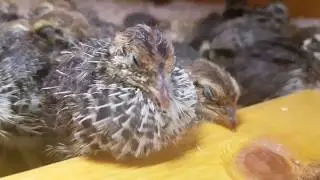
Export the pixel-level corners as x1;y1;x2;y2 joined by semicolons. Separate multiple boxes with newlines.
44;24;198;160
190;59;240;129
30;1;91;46
111;24;178;110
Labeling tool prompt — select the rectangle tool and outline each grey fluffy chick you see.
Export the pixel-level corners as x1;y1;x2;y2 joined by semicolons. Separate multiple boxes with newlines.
224;38;320;106
193;1;297;63
29;1;93;46
123;12;194;43
42;24;198;160
0;19;53;152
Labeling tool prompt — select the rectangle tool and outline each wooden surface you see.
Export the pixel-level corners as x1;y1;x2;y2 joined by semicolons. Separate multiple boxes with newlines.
2;90;320;179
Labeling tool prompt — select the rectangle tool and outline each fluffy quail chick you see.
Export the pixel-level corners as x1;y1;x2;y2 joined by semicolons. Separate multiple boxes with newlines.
42;24;198;160
190;60;240;129
29;1;92;46
180;59;240;129
123;12;194;43
64;0;120;39
173;43;239;129
193;1;296;61
0;18;53;153
224;37;320;106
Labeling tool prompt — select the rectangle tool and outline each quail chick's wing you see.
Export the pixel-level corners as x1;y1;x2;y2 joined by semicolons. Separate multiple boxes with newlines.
42;27;198;161
0;20;53;149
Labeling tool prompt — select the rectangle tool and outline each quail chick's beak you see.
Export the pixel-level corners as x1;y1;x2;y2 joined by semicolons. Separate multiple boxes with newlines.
226;106;237;130
149;70;170;111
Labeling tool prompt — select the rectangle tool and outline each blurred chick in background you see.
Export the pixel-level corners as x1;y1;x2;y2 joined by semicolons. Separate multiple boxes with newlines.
123;11;196;43
191;1;296;62
29;1;92;46
0;15;55;172
224;37;320;106
187;0;320;106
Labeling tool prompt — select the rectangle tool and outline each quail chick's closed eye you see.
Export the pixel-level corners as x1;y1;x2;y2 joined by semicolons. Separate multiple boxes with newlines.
42;24;198;160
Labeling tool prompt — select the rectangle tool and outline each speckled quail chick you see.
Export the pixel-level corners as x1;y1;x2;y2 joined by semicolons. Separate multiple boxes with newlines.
224;37;320;106
42;24;199;160
0;18;54;155
186;59;240;129
29;1;92;46
168;42;240;129
65;0;120;39
192;1;297;63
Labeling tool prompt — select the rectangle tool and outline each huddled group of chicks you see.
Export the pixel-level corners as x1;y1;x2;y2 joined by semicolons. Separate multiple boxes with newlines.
0;0;320;176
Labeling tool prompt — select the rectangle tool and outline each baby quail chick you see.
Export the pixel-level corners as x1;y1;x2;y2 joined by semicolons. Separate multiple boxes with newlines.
172;42;239;129
123;12;197;43
177;58;240;129
64;0;120;39
0;19;52;151
29;1;92;46
42;24;198;160
225;38;320;106
193;1;296;60
190;59;240;129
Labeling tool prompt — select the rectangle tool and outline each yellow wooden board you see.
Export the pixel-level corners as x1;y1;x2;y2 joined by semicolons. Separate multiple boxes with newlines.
2;90;320;180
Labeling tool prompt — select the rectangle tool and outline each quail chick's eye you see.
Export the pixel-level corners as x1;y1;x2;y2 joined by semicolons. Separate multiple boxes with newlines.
132;55;139;66
203;86;214;99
